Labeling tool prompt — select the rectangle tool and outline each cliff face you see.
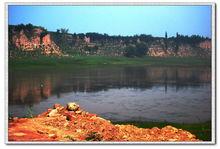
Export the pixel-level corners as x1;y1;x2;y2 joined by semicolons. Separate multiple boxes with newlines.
147;40;211;57
51;32;211;58
9;24;211;58
9;26;62;57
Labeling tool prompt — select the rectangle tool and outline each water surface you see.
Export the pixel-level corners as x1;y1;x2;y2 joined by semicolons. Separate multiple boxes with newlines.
9;65;211;123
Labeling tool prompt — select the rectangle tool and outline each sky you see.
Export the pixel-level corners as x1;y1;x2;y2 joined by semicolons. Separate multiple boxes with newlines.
8;5;212;37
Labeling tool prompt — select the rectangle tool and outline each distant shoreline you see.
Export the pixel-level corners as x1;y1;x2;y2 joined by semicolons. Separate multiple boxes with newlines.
9;56;211;70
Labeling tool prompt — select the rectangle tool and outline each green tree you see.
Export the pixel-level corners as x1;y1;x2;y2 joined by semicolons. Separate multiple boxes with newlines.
164;31;168;51
135;43;148;57
124;45;136;57
60;28;69;34
56;29;60;33
124;43;147;57
175;32;179;54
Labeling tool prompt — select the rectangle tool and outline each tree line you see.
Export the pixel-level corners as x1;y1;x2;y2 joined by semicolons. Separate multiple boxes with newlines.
9;24;211;58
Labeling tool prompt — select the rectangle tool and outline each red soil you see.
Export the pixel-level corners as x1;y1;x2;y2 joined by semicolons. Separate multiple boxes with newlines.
8;103;199;142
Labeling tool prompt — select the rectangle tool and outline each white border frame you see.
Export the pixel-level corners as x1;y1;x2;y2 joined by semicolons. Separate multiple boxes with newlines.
4;2;216;145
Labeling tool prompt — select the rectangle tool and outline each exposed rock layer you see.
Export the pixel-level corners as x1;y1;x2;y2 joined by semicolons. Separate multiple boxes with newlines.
10;28;62;56
9;25;211;58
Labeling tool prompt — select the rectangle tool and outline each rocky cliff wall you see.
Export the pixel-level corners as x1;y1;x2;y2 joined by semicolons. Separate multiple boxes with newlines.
10;27;62;56
9;25;211;58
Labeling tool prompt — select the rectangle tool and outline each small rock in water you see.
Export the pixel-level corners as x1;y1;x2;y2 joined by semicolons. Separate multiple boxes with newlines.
12;117;18;121
67;102;79;111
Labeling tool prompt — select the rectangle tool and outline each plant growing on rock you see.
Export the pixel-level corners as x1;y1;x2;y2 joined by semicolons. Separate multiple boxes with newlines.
85;132;103;141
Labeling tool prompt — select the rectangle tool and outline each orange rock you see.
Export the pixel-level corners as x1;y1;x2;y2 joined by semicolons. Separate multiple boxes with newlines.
42;34;51;45
8;104;200;142
11;28;62;56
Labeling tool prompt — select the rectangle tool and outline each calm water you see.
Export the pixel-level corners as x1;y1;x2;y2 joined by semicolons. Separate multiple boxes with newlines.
9;66;211;123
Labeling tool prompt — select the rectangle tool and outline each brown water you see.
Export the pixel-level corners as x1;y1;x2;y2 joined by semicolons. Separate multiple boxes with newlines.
9;66;211;123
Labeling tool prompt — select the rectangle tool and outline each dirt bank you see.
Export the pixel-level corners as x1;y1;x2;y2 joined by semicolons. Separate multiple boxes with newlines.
8;103;199;142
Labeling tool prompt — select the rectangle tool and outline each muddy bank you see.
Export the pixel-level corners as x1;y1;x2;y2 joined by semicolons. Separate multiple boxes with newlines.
8;103;200;142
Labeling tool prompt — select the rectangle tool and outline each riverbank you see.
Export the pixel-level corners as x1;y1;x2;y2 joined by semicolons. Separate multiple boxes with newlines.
8;103;201;142
9;56;211;70
114;121;211;141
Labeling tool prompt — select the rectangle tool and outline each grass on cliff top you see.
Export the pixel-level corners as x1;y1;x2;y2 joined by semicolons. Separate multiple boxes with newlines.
113;121;212;141
9;55;211;69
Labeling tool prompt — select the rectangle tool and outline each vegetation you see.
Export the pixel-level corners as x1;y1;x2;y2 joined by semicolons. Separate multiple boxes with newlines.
52;30;210;57
113;121;211;141
26;105;34;118
64;135;76;141
9;24;211;58
9;23;47;40
9;46;42;58
9;56;211;70
124;42;148;57
85;132;103;141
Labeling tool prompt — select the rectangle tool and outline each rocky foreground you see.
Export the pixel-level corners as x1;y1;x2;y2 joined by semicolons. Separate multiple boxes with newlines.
9;103;199;142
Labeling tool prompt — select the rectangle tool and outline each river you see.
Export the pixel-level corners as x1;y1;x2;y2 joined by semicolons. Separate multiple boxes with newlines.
9;65;211;123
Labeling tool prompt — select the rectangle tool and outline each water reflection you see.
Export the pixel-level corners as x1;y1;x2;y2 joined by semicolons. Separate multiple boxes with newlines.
9;66;211;106
9;66;211;123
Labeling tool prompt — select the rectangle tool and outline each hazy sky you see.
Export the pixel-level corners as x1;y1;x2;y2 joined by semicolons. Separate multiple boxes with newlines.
8;5;212;37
